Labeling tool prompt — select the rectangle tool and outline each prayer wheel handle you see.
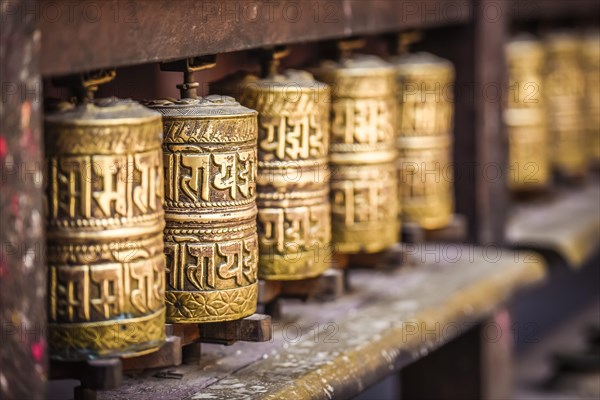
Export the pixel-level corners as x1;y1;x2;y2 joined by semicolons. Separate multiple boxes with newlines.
384;30;423;56
161;55;217;99
258;45;290;79
337;37;366;61
52;69;116;104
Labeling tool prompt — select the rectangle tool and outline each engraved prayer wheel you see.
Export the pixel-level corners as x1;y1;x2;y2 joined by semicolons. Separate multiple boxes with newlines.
544;32;587;178
215;50;332;280
390;52;455;229
581;31;600;166
505;34;550;190
45;72;166;360
146;58;260;322
313;51;399;253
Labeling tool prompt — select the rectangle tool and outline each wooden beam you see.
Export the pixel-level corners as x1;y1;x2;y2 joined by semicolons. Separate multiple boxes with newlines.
39;0;472;76
400;309;513;400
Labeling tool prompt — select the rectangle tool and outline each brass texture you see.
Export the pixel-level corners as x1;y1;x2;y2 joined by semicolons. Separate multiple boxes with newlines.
313;55;399;253
505;35;550;190
390;52;454;229
582;31;600;165
215;71;332;280
544;32;587;177
45;98;166;360
145;96;260;322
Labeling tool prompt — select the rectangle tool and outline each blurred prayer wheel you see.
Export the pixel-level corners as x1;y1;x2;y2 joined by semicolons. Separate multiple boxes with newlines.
214;49;331;280
390;51;455;229
581;31;600;166
505;34;550;190
313;43;399;254
146;57;259;322
544;32;587;178
45;71;166;360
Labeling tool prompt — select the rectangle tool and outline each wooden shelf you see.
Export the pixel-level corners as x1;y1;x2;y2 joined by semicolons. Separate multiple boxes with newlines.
40;0;471;76
510;0;600;21
506;183;600;269
98;246;545;400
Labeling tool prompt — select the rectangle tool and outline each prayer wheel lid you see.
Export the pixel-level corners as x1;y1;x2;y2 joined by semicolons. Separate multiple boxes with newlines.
257;69;328;89
217;69;327;90
314;54;395;75
510;32;540;43
144;94;257;117
45;97;161;124
507;33;544;58
545;30;580;51
389;52;454;72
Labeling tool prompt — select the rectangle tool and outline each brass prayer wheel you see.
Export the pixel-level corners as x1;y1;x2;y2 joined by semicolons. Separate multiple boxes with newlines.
505;34;550;190
581;31;600;166
544;32;587;178
145;58;259;322
313;48;399;253
45;72;166;360
215;49;331;280
390;51;454;229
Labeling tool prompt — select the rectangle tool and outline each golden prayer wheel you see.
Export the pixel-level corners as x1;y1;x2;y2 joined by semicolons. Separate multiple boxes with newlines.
390;51;455;229
214;49;331;280
505;34;550;190
581;31;600;166
544;32;587;178
313;45;399;253
145;58;259;322
45;71;166;360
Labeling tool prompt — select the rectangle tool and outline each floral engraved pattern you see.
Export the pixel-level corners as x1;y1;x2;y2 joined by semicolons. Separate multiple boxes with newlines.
166;285;258;323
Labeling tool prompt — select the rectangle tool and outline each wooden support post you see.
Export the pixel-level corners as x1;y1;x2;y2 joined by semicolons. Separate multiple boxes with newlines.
0;1;46;398
121;336;182;371
401;309;513;400
50;358;122;391
182;343;203;366
402;223;427;245
170;323;201;346
346;245;419;270
425;214;469;243
199;314;273;345
279;268;345;301
402;215;468;244
258;280;282;305
74;386;97;400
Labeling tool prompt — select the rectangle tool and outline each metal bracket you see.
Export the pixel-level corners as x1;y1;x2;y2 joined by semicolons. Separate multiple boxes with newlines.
337;37;366;60
160;55;217;98
257;45;289;78
52;69;117;102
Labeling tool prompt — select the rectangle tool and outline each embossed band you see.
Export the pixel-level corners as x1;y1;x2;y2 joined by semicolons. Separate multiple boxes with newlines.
582;32;600;165
165;284;258;323
49;308;166;360
45;99;166;360
216;70;332;280
391;52;455;229
147;96;259;322
330;162;398;254
506;36;550;190
544;32;587;177
314;55;399;254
